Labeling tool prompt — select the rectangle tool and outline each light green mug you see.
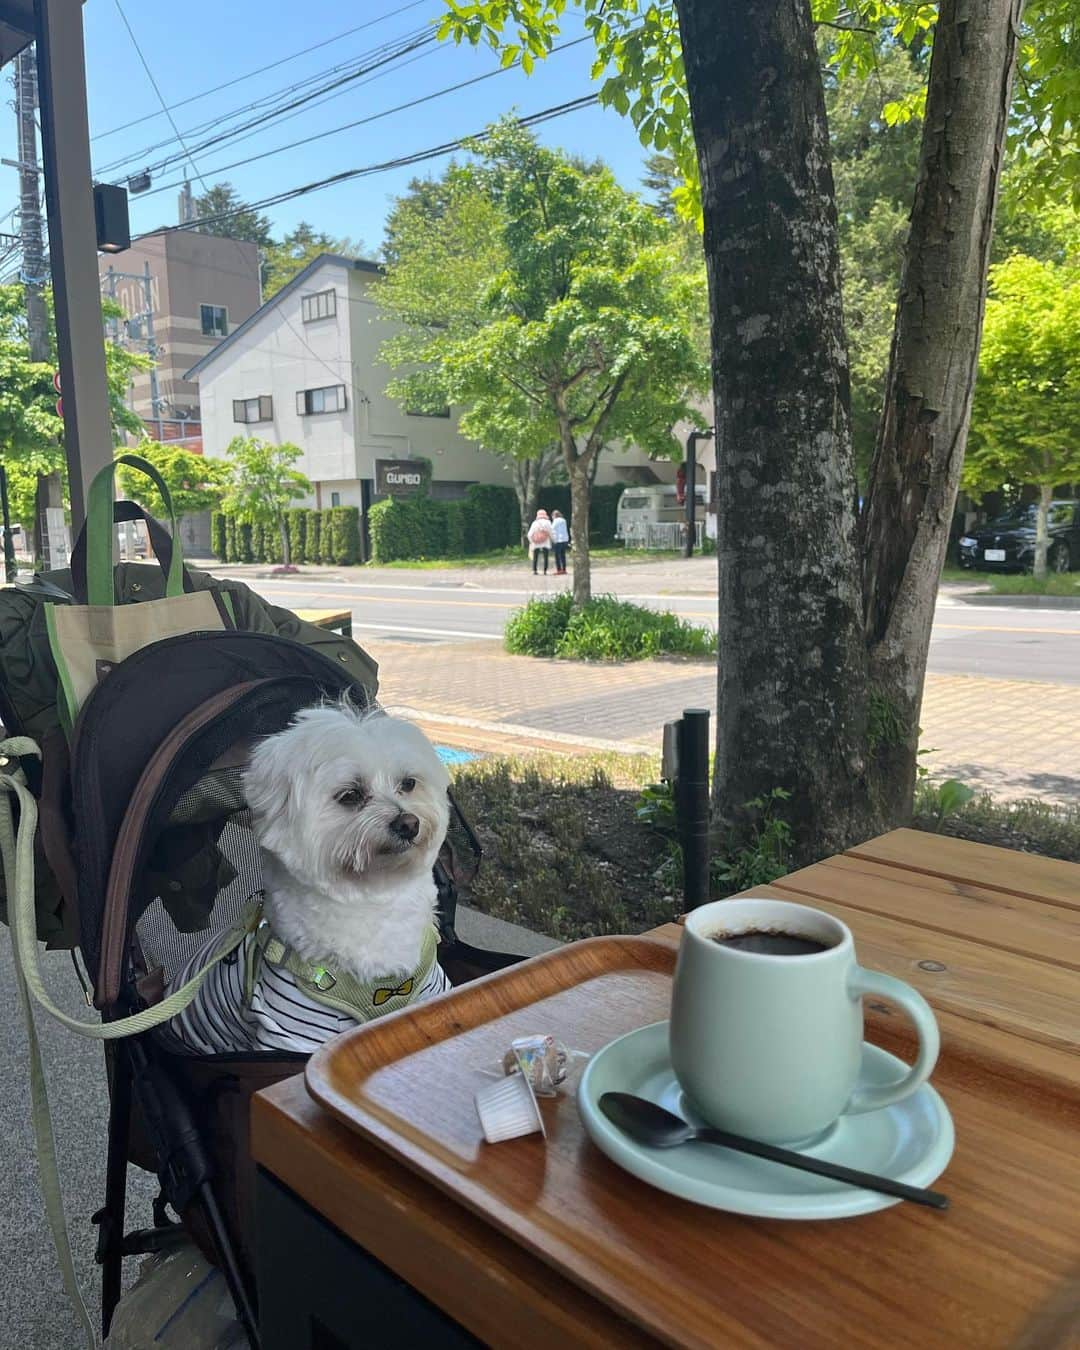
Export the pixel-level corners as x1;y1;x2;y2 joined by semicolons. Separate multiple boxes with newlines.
669;897;940;1145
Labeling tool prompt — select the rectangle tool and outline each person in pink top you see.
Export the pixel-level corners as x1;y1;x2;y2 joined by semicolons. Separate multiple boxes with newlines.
527;509;553;575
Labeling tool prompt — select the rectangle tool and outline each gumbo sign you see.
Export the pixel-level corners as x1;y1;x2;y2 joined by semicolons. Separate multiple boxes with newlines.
375;459;426;497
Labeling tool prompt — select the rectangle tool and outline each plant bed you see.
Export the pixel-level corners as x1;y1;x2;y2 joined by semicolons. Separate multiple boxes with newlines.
451;756;1080;944
504;593;716;661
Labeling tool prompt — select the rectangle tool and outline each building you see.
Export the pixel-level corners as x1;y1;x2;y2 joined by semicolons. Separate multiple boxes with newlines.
99;229;262;432
185;253;530;514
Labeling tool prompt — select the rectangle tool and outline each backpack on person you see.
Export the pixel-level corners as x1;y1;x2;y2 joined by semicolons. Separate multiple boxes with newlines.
528;519;552;546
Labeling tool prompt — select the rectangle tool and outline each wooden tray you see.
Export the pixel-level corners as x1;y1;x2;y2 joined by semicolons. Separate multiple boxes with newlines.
305;934;1080;1350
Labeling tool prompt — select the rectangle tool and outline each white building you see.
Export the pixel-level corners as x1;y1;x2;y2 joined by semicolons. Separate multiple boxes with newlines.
185;252;697;523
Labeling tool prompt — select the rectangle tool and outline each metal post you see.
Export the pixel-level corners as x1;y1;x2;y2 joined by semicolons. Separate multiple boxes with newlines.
142;260;162;422
683;429;714;559
35;0;115;530
675;708;711;909
15;45;49;362
0;466;16;582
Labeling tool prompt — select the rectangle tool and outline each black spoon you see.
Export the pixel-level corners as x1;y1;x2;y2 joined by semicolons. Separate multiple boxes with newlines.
598;1092;949;1211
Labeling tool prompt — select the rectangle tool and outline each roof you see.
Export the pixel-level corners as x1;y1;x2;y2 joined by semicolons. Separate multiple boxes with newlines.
183;253;382;381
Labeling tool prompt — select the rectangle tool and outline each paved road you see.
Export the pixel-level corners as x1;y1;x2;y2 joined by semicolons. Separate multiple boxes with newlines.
245;574;1080;686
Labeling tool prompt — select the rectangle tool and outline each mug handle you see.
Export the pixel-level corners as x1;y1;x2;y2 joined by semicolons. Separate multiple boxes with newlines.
845;967;940;1115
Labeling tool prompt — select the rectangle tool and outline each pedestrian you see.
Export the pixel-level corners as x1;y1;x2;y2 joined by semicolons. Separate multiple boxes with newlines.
550;509;570;574
527;509;553;575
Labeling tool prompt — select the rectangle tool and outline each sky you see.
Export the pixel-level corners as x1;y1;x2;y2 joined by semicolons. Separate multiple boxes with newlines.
1;0;657;262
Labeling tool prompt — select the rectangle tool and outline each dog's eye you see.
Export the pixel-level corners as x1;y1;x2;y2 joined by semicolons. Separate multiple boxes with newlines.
336;786;365;808
400;777;416;794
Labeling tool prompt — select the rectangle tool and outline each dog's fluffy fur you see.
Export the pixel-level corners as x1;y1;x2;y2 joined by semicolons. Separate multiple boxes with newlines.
244;703;450;981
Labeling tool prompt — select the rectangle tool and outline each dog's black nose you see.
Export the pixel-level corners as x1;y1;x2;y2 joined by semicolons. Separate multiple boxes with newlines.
391;812;420;841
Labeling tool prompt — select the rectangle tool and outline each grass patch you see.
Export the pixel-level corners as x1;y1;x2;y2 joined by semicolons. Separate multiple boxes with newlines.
912;783;1080;860
942;566;1080;596
451;756;1080;944
505;593;716;661
364;545;689;570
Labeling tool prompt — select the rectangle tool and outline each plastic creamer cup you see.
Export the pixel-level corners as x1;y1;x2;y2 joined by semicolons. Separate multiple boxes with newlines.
475;1064;546;1143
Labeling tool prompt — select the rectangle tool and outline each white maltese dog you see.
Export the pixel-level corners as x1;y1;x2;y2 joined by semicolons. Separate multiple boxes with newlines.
169;703;452;1055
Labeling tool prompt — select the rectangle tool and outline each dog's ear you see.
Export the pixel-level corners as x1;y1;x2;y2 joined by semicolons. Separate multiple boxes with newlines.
243;730;294;828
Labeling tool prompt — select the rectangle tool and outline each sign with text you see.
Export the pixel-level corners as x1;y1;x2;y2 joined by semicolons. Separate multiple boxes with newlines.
375;459;426;496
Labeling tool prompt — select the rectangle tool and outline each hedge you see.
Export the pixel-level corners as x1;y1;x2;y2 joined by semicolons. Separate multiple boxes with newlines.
211;506;361;566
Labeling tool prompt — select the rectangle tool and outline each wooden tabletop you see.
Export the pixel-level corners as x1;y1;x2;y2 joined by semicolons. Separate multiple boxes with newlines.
252;829;1080;1348
294;608;351;629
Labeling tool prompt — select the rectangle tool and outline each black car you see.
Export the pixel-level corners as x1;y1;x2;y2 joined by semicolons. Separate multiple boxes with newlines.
958;501;1079;573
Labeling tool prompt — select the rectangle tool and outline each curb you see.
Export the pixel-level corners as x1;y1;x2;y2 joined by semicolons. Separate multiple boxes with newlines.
956;593;1080;610
382;704;654;757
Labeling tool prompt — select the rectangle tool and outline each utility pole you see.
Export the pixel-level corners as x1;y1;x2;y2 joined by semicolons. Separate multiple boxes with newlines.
683;428;714;559
178;180;194;225
142;260;163;434
14;46;49;363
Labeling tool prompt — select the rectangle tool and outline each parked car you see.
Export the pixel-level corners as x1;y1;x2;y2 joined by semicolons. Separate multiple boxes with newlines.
616;484;708;537
958;501;1078;573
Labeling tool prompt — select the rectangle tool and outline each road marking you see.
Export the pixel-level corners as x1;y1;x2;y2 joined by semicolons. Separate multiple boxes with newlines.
932;624;1080;637
350;621;502;641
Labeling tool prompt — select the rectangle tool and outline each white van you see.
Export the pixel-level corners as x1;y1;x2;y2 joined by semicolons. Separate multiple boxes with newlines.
616;484;708;549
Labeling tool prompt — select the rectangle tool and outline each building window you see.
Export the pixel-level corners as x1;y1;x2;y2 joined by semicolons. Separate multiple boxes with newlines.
232;395;273;424
200;303;228;337
301;289;337;322
406;404;450;418
296;384;347;416
330;491;341;507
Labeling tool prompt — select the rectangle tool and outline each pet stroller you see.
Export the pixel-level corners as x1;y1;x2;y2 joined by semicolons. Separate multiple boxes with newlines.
0;466;522;1348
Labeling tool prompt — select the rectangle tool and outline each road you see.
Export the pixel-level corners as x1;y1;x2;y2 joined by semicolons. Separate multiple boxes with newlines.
246;574;1080;686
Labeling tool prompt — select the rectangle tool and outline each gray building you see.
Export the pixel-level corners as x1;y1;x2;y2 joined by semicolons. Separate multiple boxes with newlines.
99;230;262;430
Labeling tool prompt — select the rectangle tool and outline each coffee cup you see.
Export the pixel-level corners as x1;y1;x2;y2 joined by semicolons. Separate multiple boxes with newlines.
669;897;940;1145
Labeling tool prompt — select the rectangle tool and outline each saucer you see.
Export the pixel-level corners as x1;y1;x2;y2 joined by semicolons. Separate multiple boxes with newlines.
577;1021;954;1220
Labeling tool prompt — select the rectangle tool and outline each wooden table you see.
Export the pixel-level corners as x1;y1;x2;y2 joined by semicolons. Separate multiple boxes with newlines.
251;829;1080;1348
295;607;353;637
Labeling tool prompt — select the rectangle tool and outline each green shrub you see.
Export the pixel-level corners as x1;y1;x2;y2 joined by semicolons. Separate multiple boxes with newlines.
466;484;520;549
315;509;333;563
287;509;307;564
224;515;238;563
368;495;449;562
504;593;575;656
237;521;253;563
250;521;265;561
308;509;322;562
331;506;361;565
263;521;282;564
504;593;716;661
211;512;226;561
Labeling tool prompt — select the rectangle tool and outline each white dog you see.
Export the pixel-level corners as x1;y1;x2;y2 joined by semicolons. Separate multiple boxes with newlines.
169;703;452;1054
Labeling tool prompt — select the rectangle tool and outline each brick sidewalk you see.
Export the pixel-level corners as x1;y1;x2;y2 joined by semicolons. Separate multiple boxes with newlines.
365;638;1080;805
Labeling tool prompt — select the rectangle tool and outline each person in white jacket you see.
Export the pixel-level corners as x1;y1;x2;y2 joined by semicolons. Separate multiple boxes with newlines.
527;509;553;575
550;509;570;575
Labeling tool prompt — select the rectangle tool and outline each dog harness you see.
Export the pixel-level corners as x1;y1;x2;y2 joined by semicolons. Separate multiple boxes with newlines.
167;901;449;1055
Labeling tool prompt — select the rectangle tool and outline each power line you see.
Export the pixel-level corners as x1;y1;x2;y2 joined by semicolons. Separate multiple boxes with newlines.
91;0;432;144
99;27;437;183
112;0;209;189
139;34;594;200
136;95;600;240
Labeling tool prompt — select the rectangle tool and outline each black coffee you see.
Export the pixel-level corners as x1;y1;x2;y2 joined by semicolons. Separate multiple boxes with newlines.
710;928;829;957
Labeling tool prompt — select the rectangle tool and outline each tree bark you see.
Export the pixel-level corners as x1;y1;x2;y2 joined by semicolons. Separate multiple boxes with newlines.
279;516;292;568
676;0;876;860
860;0;1023;818
512;448;558;545
1034;482;1052;578
568;463;592;607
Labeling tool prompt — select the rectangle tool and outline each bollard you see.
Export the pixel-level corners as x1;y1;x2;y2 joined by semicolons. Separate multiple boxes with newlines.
675;708;711;909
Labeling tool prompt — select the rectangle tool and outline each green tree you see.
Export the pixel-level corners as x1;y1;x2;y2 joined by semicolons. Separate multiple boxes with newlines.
192;182;273;248
963;253;1080;576
261;221;365;298
379;123;707;602
0;286;149;539
221;436;311;567
116;442;231;521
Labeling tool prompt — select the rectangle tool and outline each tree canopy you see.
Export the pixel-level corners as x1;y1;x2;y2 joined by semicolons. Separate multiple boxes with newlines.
115;442;231;521
377;121;707;603
261;221;366;299
221;435;310;566
192;182;273;248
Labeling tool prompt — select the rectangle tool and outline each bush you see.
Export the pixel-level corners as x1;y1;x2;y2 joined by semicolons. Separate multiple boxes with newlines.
466;484;520;549
237;521;253;564
263;520;282;564
504;593;575;656
331;506;361;565
211;512;226;561
250;521;265;561
224;515;238;563
308;510;322;562
505;593;716;661
287;509;307;564
368;495;449;563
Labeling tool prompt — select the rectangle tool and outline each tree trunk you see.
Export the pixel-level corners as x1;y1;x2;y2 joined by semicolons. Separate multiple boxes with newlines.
860;0;1023;819
568;464;592;608
676;0;876;861
1033;482;1052;579
279;516;292;567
